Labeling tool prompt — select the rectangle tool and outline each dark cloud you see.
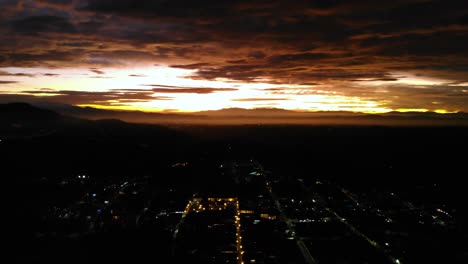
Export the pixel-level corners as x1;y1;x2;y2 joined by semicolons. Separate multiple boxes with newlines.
11;15;76;35
2;50;83;67
358;33;468;58
170;63;211;69
267;52;335;64
83;0;238;18
192;63;392;84
299;83;320;86
193;65;265;82
262;88;284;91
0;81;19;84
129;74;147;77
77;20;105;33
43;73;60;76
351;78;399;82
0;71;36;77
140;84;237;94
57;41;95;47
248;51;266;59
86;50;164;66
226;59;248;64
90;68;105;75
2;89;171;105
348;1;468;35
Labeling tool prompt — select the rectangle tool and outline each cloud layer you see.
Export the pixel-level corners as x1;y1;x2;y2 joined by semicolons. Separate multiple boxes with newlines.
0;0;467;112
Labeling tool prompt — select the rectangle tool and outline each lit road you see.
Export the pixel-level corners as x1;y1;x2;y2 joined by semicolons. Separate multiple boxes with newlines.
325;207;401;264
234;198;244;264
171;197;244;263
171;199;192;256
252;160;317;264
299;180;402;264
263;177;317;264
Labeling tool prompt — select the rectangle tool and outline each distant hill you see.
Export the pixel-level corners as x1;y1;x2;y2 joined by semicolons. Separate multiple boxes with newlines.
0;103;194;183
30;102;203;124
0;102;62;121
2;102;468;126
0;103;186;141
0;102;77;138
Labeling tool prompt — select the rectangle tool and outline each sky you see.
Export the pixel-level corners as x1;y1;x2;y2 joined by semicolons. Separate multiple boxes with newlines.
0;0;467;113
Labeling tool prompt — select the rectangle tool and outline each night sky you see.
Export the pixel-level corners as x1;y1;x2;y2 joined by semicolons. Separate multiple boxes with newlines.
0;0;467;113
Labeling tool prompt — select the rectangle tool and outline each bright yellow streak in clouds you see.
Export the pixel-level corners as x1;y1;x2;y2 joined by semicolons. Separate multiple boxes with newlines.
395;108;429;112
395;108;456;114
262;94;392;113
434;109;458;114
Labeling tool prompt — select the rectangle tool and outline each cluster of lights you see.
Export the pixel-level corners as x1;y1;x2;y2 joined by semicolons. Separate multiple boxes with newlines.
181;197;245;263
235;198;244;264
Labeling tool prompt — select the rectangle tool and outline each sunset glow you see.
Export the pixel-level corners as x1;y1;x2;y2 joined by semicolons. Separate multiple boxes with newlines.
0;0;467;115
1;65;462;113
0;66;399;113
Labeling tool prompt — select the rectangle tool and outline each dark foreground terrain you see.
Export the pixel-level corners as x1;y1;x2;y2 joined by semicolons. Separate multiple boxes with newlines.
2;103;467;263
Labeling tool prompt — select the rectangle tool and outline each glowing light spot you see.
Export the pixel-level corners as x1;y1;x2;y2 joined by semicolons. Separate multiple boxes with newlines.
395;108;429;113
434;109;457;114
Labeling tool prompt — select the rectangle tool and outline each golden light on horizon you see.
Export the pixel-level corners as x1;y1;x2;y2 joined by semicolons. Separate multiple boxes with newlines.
1;0;467;122
0;66;458;114
395;108;430;113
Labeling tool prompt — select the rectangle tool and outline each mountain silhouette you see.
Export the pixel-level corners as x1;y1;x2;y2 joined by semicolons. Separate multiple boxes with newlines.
0;102;62;121
2;102;468;126
0;103;186;141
